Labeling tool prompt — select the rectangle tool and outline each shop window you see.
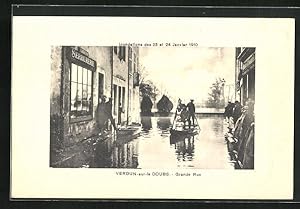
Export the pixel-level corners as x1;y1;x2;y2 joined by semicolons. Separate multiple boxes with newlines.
70;63;93;119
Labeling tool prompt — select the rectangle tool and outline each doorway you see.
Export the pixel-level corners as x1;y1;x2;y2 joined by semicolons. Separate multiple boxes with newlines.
98;73;104;103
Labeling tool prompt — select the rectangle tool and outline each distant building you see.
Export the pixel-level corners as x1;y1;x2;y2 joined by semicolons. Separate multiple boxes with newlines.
50;46;140;156
235;47;255;105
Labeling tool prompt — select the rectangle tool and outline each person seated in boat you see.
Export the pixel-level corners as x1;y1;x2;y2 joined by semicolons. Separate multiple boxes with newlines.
177;98;186;112
176;98;187;122
178;100;189;123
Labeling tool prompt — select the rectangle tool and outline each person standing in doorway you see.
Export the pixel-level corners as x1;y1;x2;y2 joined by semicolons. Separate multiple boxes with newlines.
233;100;242;124
96;96;108;135
105;98;117;131
224;101;234;121
187;99;196;129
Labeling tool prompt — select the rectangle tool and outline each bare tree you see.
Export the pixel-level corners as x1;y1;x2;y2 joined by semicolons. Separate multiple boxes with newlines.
138;64;159;101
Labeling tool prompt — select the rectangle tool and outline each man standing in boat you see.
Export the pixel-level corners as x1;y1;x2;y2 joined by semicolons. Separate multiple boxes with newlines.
187;99;196;129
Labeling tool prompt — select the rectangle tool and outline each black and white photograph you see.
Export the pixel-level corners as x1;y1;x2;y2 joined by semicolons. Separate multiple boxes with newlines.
50;46;255;169
11;15;294;200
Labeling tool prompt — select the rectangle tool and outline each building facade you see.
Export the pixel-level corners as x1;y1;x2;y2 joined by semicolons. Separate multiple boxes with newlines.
112;46;140;126
235;47;255;105
50;46;140;164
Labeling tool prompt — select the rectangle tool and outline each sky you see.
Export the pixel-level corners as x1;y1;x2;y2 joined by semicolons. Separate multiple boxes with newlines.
139;47;236;104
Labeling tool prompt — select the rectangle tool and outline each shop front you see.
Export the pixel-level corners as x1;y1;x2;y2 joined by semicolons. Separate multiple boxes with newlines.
50;46;113;148
236;47;255;105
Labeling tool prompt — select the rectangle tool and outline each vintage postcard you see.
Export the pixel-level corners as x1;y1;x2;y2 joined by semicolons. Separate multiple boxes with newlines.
11;16;294;200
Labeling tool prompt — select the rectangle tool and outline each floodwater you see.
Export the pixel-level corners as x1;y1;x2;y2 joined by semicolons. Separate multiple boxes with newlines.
90;115;234;169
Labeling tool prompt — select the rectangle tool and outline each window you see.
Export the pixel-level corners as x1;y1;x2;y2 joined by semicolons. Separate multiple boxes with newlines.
113;46;118;54
122;87;125;109
113;85;118;115
118;46;126;61
114;46;126;61
133;72;140;87
118;86;122;107
133;53;137;72
70;63;93;119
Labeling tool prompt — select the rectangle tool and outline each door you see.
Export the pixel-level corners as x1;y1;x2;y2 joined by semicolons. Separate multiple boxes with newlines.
98;73;104;103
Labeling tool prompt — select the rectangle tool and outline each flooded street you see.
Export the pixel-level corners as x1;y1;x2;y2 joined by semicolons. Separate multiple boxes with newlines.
89;115;234;169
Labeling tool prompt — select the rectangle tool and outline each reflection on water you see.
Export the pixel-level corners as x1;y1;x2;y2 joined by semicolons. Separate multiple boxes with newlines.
157;117;172;130
91;136;139;168
90;115;233;169
141;116;152;131
170;134;195;162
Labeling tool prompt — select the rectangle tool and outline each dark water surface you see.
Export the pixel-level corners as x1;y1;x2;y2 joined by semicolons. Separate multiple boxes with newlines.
90;115;234;169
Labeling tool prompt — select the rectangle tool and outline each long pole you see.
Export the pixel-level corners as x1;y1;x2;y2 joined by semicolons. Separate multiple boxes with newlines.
194;115;200;130
171;108;178;130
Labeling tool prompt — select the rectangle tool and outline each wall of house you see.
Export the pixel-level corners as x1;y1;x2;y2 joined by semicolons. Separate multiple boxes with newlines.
112;49;128;125
50;46;63;116
81;46;113;100
131;47;140;124
50;46;113;148
50;45;141;153
50;46;64;164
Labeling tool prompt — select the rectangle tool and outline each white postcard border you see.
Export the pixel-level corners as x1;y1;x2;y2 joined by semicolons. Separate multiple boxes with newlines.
11;16;294;199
